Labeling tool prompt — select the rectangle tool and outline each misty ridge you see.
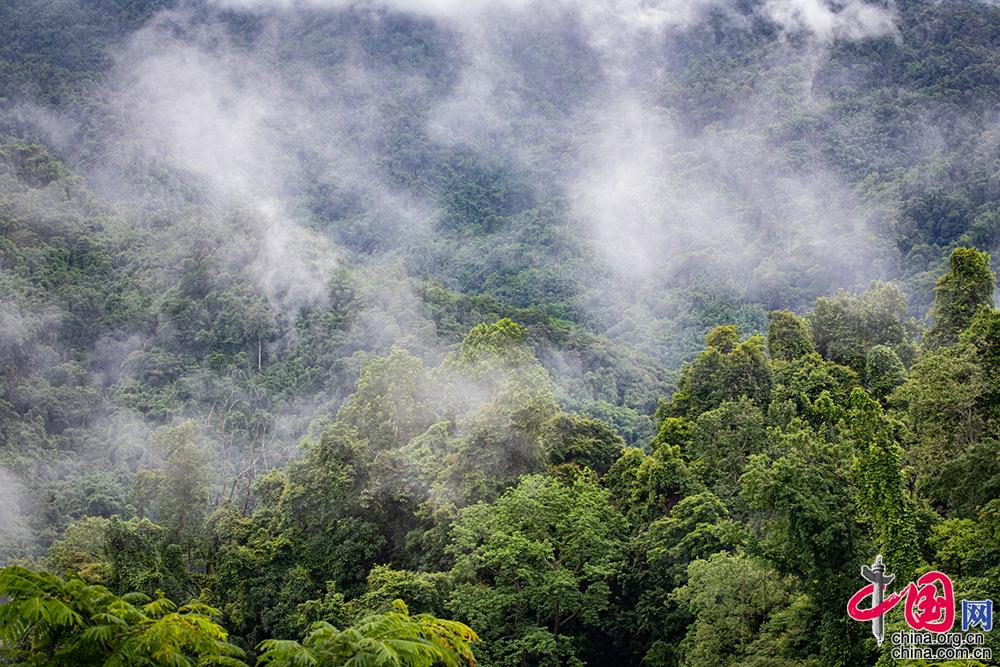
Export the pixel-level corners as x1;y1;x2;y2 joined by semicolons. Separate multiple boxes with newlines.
1;0;1000;665
0;0;982;575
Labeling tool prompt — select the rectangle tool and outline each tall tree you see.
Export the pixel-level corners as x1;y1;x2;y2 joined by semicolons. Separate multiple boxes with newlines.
540;412;624;476
847;388;920;581
685;397;766;501
925;247;995;349
810;281;916;372
336;347;436;452
447;474;626;667
130;421;213;557
629;493;742;666
660;326;772;419
674;553;812;667
863;345;906;402
440;319;559;503
767;309;815;361
739;424;869;666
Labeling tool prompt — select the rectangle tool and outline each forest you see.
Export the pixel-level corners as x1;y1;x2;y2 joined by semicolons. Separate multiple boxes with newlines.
1;0;1000;665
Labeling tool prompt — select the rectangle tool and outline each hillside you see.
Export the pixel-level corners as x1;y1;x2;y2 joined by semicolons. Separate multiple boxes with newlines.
1;1;999;665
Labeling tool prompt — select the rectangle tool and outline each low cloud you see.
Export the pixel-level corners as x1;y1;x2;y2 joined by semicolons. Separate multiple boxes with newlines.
0;468;34;562
763;0;898;43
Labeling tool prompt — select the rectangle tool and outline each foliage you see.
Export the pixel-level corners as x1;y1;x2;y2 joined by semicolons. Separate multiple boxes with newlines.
660;326;772;419
685;397;766;501
440;319;560;503
132;421;213;553
4;3;1000;665
539;412;624;475
925;247;996;349
257;599;477;667
674;553;815;667
336;348;436;452
0;565;246;667
607;442;701;526
6;243;1000;667
739;422;869;666
766;310;815;362
769;352;859;430
628;492;743;665
862;345;906;402
846;389;919;580
446;474;626;667
809;282;916;374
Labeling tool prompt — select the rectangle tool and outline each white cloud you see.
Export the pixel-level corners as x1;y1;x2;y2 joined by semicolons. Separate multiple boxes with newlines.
0;469;33;562
762;0;898;43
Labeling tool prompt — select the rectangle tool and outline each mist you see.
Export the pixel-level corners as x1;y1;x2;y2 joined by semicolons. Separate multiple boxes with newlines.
6;4;1000;665
0;0;913;479
2;0;999;561
0;468;34;558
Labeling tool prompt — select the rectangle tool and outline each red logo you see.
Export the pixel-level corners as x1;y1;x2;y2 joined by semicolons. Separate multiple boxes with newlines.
848;557;955;640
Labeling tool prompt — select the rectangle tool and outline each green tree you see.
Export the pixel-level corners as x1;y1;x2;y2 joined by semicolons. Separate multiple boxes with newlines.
198;286;278;370
441;320;559;503
348;566;450;618
457;318;531;366
207;425;383;645
930;502;1000;584
607;443;701;526
893;344;985;495
739;424;868;666
131;421;213;556
278;424;383;592
959;306;1000;420
366;423;457;561
45;516;111;585
809;281;916;373
893;307;1000;517
336;347;436;452
863;345;906;402
920;439;1000;517
846;389;920;581
926;503;1000;659
767;310;815;361
629;493;742;666
686;397;767;501
925;247;995;349
739;427;858;584
579;399;656;447
257;600;477;667
0;565;246;666
540;412;625;475
447;474;626;667
674;553;813;667
769;353;859;431
103;517;190;602
661;326;771;418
